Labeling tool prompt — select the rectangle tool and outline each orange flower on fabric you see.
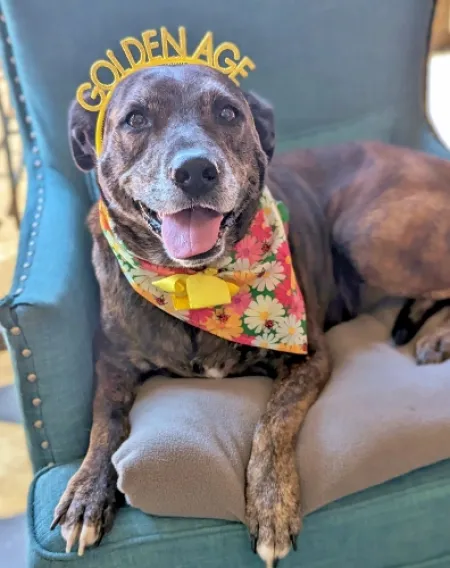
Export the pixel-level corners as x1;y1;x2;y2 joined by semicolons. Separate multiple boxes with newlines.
204;308;243;340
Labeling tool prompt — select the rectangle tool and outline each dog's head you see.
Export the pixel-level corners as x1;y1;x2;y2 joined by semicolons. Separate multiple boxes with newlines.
70;65;274;267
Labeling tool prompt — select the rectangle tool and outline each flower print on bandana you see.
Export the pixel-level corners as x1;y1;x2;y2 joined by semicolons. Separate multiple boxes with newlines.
244;296;285;334
99;187;308;355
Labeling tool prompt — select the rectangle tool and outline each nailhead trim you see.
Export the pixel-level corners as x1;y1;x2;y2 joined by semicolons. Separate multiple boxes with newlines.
0;13;54;467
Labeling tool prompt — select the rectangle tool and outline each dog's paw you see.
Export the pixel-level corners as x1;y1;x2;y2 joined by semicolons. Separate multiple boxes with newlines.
415;326;450;365
51;466;117;555
245;430;301;567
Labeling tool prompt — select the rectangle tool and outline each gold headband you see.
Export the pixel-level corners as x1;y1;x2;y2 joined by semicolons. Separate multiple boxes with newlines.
76;27;256;155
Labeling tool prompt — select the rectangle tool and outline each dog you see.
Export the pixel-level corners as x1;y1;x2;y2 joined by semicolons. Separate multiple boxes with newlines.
52;64;450;566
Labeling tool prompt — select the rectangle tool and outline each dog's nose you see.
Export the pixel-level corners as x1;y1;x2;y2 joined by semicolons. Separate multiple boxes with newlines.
173;157;219;196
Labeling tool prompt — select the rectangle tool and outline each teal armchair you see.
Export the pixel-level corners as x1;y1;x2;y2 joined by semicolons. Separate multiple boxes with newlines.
2;1;450;566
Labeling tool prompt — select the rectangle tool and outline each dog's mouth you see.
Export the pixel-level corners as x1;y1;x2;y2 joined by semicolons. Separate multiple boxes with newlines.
137;201;235;260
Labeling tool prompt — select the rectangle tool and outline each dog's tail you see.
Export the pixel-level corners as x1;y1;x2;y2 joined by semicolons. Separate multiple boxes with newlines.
392;298;450;345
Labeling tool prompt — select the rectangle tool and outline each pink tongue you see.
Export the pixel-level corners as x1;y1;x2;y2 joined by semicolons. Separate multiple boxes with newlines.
161;208;224;259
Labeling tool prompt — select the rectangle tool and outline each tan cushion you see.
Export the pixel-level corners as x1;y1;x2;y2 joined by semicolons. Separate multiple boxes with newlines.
112;299;450;520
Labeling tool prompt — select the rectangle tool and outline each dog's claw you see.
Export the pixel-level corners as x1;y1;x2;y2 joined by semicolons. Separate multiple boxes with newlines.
64;523;81;554
250;534;258;554
50;512;64;531
290;534;297;551
78;522;100;556
95;527;105;548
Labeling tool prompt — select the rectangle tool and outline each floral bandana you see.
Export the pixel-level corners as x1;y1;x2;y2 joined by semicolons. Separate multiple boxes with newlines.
99;188;308;355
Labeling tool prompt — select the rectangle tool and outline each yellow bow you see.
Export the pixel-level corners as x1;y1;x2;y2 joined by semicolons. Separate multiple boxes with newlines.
152;268;240;310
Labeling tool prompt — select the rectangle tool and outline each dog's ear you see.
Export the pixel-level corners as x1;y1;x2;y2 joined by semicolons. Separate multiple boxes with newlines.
68;98;97;172
244;91;275;161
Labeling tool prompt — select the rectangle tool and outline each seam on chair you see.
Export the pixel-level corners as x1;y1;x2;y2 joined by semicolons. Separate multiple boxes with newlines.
0;9;54;471
0;10;45;300
2;308;56;470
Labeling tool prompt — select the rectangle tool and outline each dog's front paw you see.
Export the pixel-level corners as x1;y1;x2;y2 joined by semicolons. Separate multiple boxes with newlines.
51;465;118;555
415;326;450;365
246;428;302;567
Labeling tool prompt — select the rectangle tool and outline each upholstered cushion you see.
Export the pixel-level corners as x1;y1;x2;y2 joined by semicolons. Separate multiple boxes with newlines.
113;300;450;521
31;458;450;567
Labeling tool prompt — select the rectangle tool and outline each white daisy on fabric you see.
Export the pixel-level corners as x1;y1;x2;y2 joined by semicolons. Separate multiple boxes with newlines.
269;226;285;252
130;271;159;293
261;203;279;226
259;190;271;207
254;261;286;292
275;314;307;346
231;257;252;272
244;296;285;333
221;257;256;286
217;255;235;270
252;330;280;348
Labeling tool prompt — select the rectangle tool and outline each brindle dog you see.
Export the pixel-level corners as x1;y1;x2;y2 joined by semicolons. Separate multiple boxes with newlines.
52;64;450;566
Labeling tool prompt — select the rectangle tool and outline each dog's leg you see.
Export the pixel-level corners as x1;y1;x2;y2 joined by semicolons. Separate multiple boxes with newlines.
414;309;450;365
246;332;331;567
392;298;450;346
51;352;138;555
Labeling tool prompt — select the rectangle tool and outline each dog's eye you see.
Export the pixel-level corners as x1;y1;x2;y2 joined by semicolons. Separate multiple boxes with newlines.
125;112;147;128
219;105;238;122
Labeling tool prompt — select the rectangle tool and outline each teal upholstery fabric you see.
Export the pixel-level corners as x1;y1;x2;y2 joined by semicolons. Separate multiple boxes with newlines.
0;168;98;469
1;0;450;566
30;459;450;567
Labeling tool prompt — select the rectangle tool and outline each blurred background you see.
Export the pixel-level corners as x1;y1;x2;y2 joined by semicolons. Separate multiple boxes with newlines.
0;1;450;567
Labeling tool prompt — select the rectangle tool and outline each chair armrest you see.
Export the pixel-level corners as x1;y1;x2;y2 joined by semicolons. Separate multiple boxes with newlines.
0;166;98;471
421;123;450;160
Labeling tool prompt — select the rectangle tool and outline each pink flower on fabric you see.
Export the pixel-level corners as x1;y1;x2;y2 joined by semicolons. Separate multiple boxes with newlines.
251;210;272;243
235;235;263;264
290;288;305;315
188;308;210;327
235;334;253;346
275;277;296;310
276;241;292;273
230;290;252;316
